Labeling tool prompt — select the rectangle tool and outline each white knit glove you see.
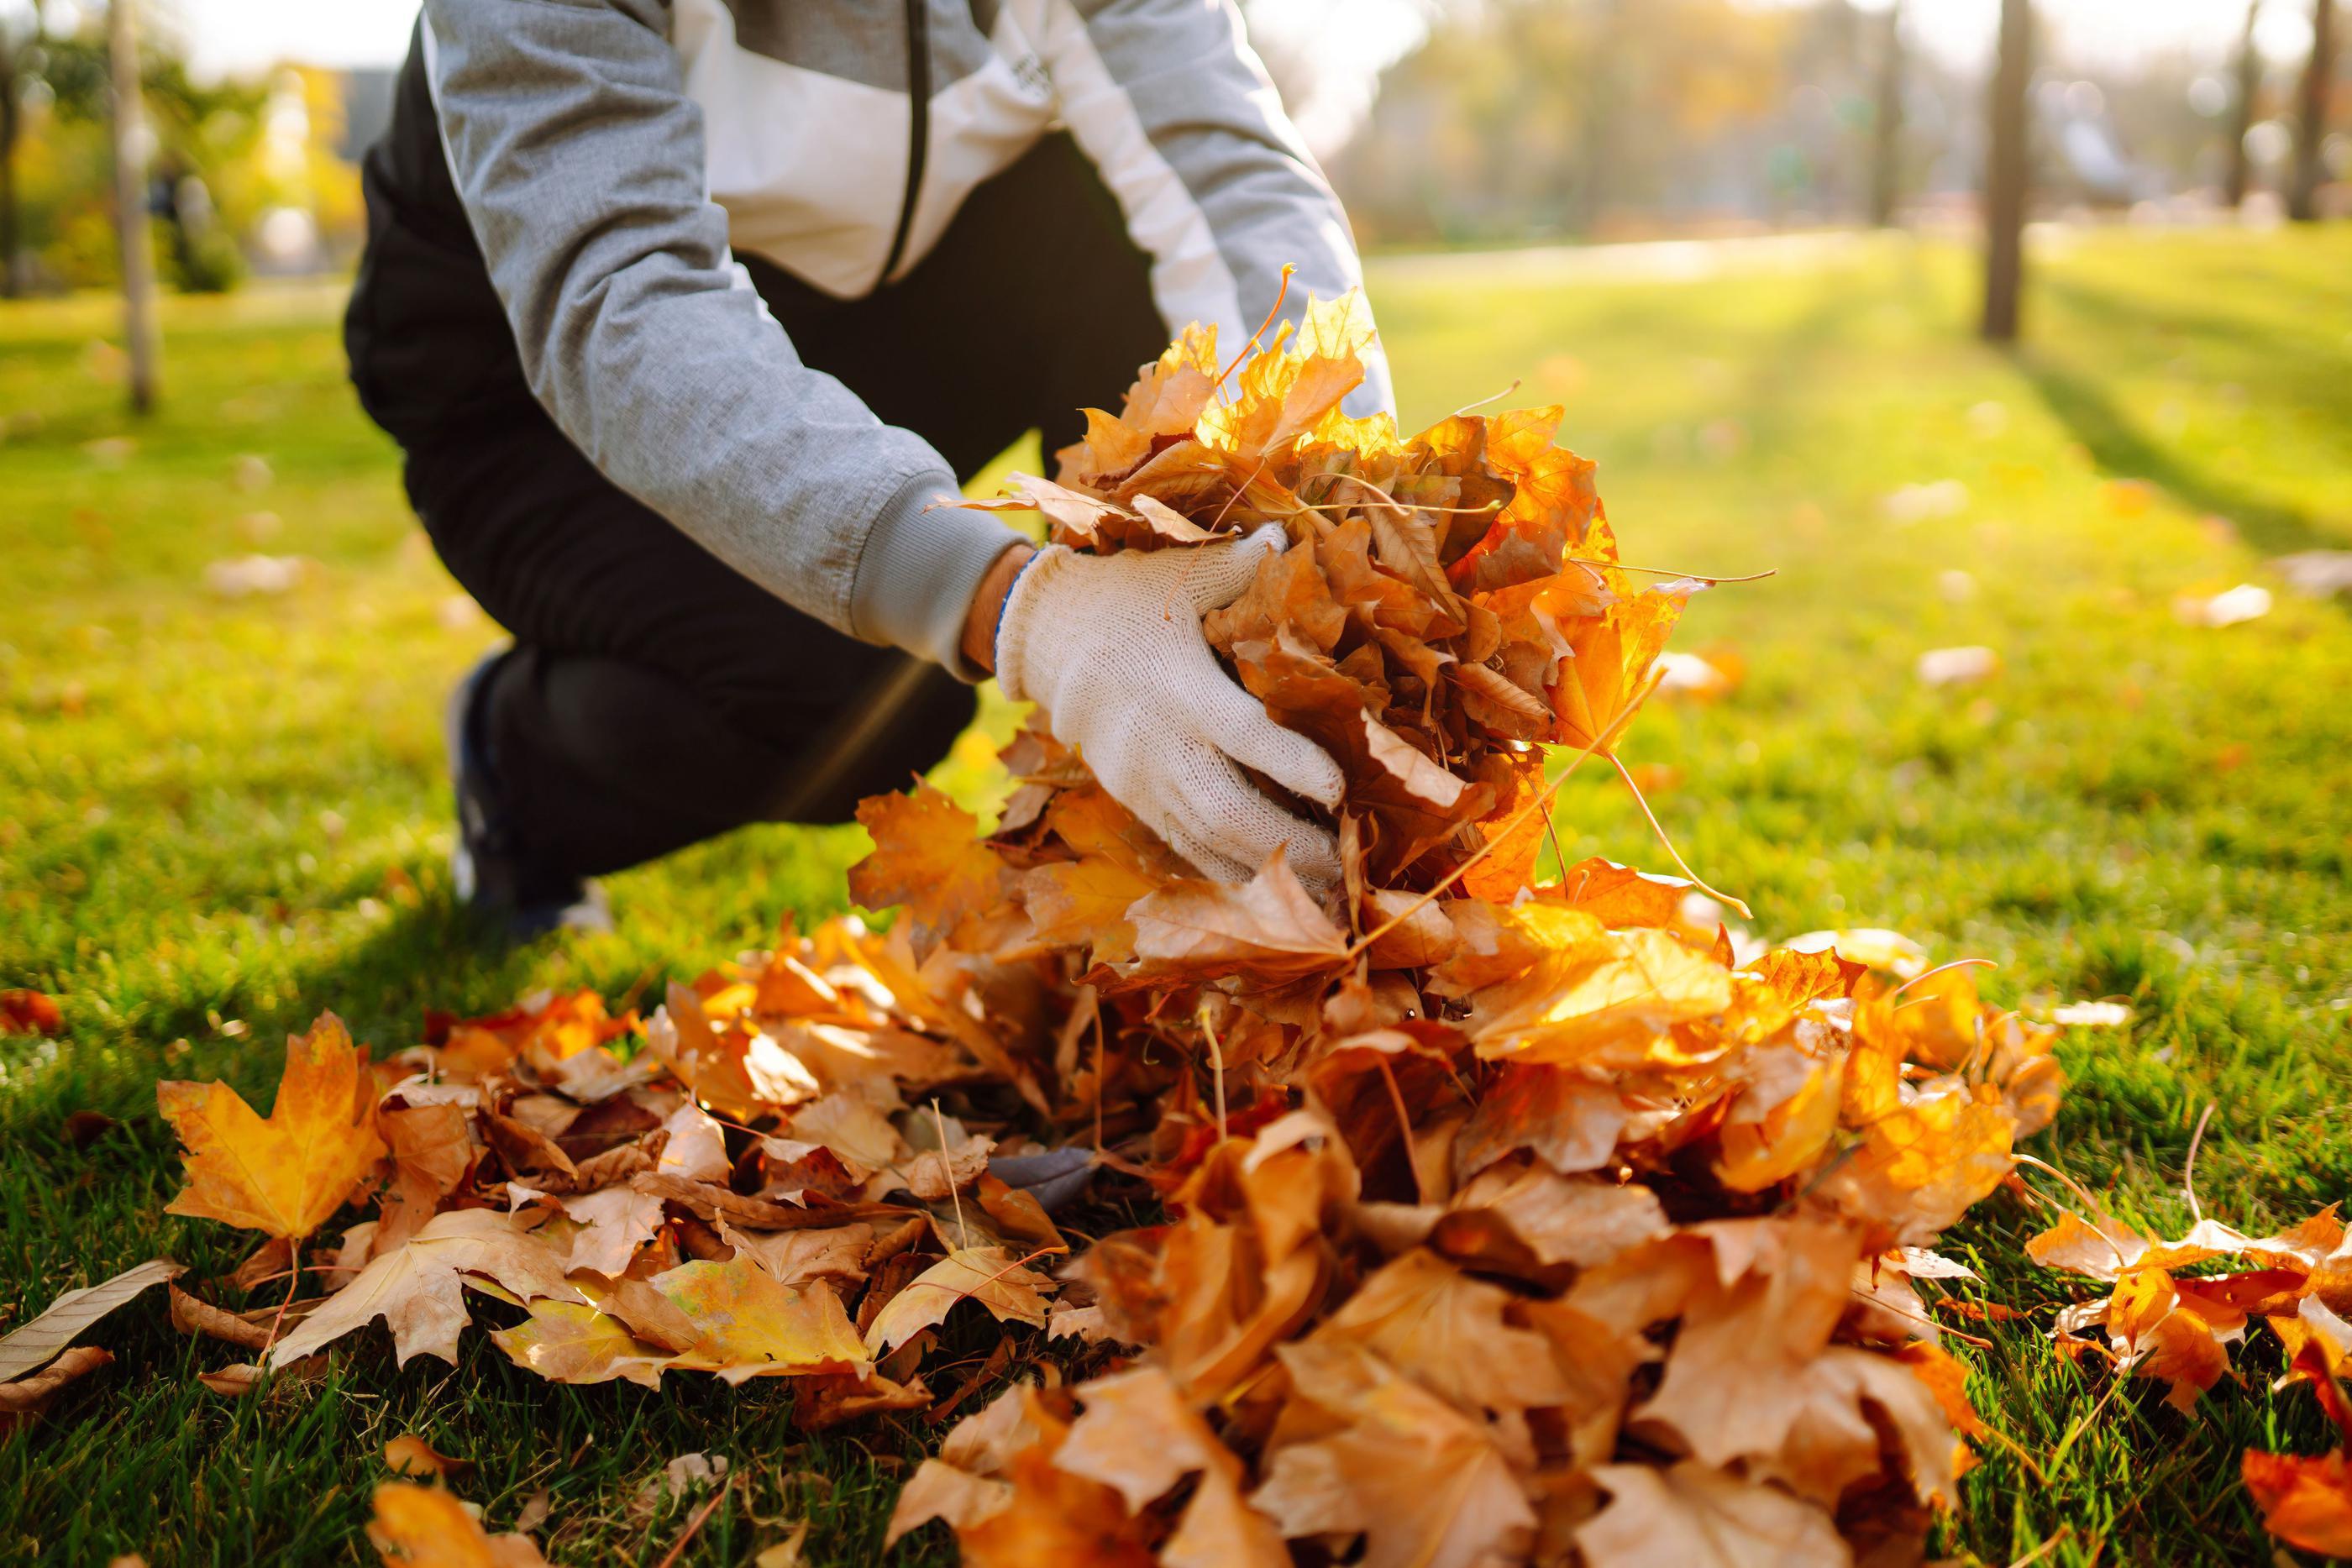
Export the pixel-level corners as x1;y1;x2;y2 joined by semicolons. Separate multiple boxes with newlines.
995;526;1345;888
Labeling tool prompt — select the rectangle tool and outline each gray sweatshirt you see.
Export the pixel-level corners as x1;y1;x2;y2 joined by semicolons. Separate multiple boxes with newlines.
418;0;1390;675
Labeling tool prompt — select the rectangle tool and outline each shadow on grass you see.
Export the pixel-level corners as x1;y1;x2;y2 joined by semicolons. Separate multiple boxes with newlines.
2042;275;2352;410
2015;351;2343;559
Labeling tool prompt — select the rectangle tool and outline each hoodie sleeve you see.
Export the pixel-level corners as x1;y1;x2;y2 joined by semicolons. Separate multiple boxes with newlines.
1029;0;1394;417
417;0;1022;676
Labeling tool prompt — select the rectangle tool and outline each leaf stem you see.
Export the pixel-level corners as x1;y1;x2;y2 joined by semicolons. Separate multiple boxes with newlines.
1215;265;1295;391
1609;753;1752;920
1196;999;1228;1146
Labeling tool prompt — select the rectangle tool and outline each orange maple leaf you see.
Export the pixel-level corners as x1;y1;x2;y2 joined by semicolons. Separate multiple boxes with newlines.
2244;1449;2352;1557
367;1481;549;1567
157;1013;387;1241
848;785;1007;962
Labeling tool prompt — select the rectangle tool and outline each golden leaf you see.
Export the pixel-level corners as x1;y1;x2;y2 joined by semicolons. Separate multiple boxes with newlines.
366;1481;549;1568
268;1209;579;1369
2244;1448;2352;1558
1309;1247;1568;1416
654;1255;869;1383
490;1296;670;1390
1129;852;1350;986
159;1014;387;1241
1249;1342;1537;1568
1576;1461;1843;1568
848;786;1006;962
864;1245;1053;1356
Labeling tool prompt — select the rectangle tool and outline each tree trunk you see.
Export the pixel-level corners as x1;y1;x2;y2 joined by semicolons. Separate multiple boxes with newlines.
0;25;18;298
1981;0;2032;343
2226;1;2265;208
1869;0;1907;227
108;0;160;412
1567;0;1625;236
2289;0;2339;220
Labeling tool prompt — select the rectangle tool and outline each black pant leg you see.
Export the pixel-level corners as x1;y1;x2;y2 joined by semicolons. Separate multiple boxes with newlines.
401;415;977;878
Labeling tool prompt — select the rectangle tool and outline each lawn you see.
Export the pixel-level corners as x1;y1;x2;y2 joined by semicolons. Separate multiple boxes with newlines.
3;225;2349;1565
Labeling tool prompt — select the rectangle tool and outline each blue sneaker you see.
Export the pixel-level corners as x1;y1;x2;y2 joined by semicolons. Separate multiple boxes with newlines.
445;648;612;939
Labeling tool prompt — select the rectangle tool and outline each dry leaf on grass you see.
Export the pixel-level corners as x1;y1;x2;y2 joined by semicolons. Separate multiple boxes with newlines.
366;1481;549;1567
2243;1448;2352;1557
268;1209;578;1368
1128;853;1350;985
1576;1460;1845;1568
0;1257;182;1382
159;1015;386;1240
0;989;64;1036
864;1246;1053;1356
653;1255;869;1382
383;1434;470;1480
0;1345;113;1429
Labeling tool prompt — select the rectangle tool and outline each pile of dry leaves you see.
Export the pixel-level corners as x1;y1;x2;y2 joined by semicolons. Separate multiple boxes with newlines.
11;289;2351;1565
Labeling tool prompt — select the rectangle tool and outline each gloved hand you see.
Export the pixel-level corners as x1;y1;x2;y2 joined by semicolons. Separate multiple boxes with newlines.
995;525;1345;888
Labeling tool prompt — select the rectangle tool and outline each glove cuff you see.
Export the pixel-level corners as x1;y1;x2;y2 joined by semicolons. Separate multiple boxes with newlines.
993;543;1075;705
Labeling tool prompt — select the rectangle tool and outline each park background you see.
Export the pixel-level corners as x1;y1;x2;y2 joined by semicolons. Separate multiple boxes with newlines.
2;1;2349;1564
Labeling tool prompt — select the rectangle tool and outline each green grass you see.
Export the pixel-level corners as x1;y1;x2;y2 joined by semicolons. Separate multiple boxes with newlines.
3;226;2349;1564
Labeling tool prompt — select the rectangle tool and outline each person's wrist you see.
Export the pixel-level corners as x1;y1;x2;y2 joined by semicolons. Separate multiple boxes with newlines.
961;543;1037;675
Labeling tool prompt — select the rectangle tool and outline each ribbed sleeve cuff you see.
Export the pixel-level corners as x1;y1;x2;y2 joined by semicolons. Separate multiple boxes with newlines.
848;469;1027;681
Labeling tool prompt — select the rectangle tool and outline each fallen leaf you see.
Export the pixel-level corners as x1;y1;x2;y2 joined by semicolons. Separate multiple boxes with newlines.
1309;1247;1568;1414
848;787;1008;962
490;1296;671;1390
0;989;63;1036
366;1481;549;1567
0;1345;113;1429
753;1521;810;1568
1130;852;1350;985
0;1257;182;1382
654;1255;870;1382
1250;1343;1536;1568
864;1246;1053;1355
383;1434;470;1480
269;1209;579;1368
716;1219;873;1290
1577;1460;1845;1568
1052;1365;1242;1512
168;1282;271;1350
378;1101;474;1254
159;1015;387;1240
2244;1448;2352;1557
632;1452;730;1518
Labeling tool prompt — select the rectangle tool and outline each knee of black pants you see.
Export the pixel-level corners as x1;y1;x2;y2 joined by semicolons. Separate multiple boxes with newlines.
763;657;980;826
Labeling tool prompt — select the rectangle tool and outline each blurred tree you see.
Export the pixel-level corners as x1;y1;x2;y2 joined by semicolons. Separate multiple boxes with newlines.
2226;1;2265;207
108;0;157;410
1981;0;2032;342
5;13;315;291
1331;0;1803;245
1867;0;1904;226
2288;0;2338;219
0;0;40;295
1;20;18;295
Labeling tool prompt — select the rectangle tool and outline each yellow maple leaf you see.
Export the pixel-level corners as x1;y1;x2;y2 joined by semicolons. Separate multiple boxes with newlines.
654;1254;871;1384
848;785;1006;962
157;1012;387;1241
864;1245;1053;1356
1195;291;1374;460
367;1481;549;1568
1551;574;1688;756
